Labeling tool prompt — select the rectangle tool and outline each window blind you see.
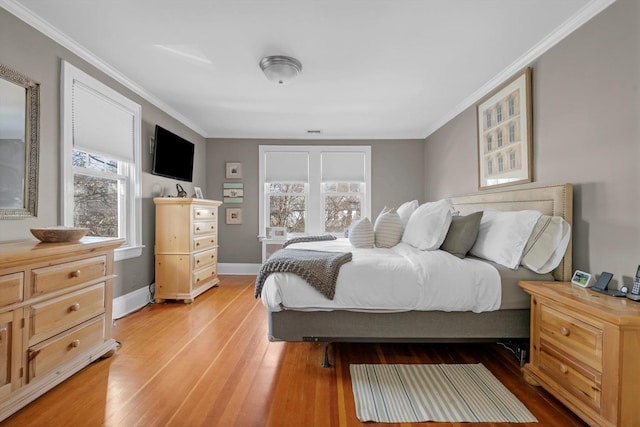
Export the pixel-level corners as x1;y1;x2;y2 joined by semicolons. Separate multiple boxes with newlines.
264;151;309;182
321;151;366;182
72;81;135;162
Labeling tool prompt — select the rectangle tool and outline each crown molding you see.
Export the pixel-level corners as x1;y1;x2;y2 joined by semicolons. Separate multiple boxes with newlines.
0;0;207;137
423;0;617;138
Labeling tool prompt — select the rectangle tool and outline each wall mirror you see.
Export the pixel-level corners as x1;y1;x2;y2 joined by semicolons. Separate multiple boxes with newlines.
0;64;40;219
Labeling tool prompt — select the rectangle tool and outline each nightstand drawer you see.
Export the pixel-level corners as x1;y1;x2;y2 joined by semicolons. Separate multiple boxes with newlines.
31;256;106;296
27;316;105;382
193;221;216;236
0;272;23;307
29;283;105;345
539;303;602;371
539;343;601;410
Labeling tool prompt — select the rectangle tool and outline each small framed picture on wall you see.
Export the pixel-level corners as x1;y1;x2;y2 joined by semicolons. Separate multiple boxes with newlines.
226;207;242;225
226;162;242;179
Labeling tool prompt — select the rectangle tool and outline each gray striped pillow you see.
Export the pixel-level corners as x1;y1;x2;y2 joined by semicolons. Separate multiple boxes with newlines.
349;218;375;248
374;208;402;248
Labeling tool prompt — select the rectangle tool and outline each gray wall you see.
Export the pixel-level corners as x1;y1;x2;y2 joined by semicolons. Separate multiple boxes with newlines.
424;0;640;288
0;9;208;298
206;139;425;263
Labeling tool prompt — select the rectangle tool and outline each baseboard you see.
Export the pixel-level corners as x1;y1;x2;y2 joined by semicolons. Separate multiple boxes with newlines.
218;263;261;275
112;286;151;320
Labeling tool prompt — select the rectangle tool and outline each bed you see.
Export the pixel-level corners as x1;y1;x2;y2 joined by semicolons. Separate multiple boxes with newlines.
260;183;573;344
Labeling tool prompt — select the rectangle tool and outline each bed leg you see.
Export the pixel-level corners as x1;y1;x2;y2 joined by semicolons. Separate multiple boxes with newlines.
322;342;332;368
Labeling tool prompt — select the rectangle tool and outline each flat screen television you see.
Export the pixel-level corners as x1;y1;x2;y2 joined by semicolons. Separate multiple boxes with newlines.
151;125;195;182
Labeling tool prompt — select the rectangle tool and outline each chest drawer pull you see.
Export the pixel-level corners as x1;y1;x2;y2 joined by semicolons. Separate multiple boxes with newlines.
70;270;81;278
69;340;80;349
559;364;569;374
560;326;570;336
69;303;80;312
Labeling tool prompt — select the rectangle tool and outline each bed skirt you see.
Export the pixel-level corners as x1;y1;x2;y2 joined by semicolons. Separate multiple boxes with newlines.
268;309;530;343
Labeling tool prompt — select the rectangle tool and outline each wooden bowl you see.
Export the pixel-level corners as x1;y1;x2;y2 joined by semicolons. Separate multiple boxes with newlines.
30;227;90;243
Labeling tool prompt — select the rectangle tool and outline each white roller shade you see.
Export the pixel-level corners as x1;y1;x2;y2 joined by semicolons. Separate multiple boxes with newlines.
264;151;309;182
72;81;135;162
321;151;366;182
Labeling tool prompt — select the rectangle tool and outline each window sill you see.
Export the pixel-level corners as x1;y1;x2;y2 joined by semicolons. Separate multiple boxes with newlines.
115;245;144;262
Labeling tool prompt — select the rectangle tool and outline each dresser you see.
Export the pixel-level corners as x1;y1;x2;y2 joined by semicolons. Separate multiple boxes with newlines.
154;198;222;303
0;237;122;421
519;281;640;427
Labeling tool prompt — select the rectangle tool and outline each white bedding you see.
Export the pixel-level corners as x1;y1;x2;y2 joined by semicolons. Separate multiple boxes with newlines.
260;238;501;313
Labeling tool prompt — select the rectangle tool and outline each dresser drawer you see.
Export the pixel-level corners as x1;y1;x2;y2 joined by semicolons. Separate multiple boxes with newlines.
29;283;105;345
31;256;106;296
539;303;602;371
193;221;216;236
27;316;105;382
0;272;24;307
193;207;217;221
193;265;216;287
193;248;216;269
539;343;602;410
193;235;216;252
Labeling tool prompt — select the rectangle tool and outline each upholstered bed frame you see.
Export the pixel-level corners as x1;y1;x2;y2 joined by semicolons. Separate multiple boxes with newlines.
267;183;573;343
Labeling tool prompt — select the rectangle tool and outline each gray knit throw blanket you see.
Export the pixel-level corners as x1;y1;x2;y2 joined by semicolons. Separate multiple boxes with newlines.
282;234;336;248
254;248;352;300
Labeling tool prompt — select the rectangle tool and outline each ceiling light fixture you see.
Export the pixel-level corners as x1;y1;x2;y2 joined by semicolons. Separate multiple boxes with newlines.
259;55;302;85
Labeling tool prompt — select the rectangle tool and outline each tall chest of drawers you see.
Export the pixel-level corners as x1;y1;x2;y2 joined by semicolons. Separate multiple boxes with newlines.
0;237;122;421
519;281;640;427
154;198;222;303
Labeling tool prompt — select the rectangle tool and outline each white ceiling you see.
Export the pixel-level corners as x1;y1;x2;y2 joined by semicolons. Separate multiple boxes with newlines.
3;0;613;139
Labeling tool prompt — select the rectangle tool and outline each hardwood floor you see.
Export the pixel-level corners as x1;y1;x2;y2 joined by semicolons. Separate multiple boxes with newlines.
2;275;586;426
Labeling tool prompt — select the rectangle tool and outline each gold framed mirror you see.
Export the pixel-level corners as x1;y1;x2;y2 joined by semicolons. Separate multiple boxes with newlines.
0;64;40;219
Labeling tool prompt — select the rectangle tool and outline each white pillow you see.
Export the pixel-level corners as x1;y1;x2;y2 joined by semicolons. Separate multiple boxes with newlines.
521;215;571;273
469;210;542;269
401;199;453;250
374;207;402;248
396;200;419;230
349;217;375;248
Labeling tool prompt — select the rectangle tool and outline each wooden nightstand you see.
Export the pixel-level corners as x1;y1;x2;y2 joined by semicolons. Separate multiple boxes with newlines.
519;281;640;427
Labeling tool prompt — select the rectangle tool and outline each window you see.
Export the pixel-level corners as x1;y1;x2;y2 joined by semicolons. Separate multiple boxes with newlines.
61;61;142;261
259;146;371;236
496;104;502;122
497;129;503;147
498;156;504;172
485;111;492;128
509;151;517;169
509;122;516;142
487;159;493;176
487;134;493;151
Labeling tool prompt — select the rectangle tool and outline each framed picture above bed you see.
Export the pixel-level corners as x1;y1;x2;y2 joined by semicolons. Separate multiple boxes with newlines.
477;67;532;190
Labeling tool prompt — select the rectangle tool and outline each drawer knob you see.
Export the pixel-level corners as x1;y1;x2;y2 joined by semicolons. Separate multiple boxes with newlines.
70;270;81;278
196;227;201;231
196;242;200;247
197;211;201;216
560;326;570;336
210;226;214;230
69;303;80;312
196;259;200;264
559;364;568;374
69;339;80;349
196;278;201;282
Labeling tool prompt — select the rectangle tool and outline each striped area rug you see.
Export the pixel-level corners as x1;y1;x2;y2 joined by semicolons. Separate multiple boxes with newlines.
350;363;537;423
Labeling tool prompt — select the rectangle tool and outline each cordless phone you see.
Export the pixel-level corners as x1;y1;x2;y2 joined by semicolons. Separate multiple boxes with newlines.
628;265;640;301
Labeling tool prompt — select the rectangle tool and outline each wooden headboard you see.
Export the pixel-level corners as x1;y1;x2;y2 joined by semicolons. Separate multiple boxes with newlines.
449;183;573;282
